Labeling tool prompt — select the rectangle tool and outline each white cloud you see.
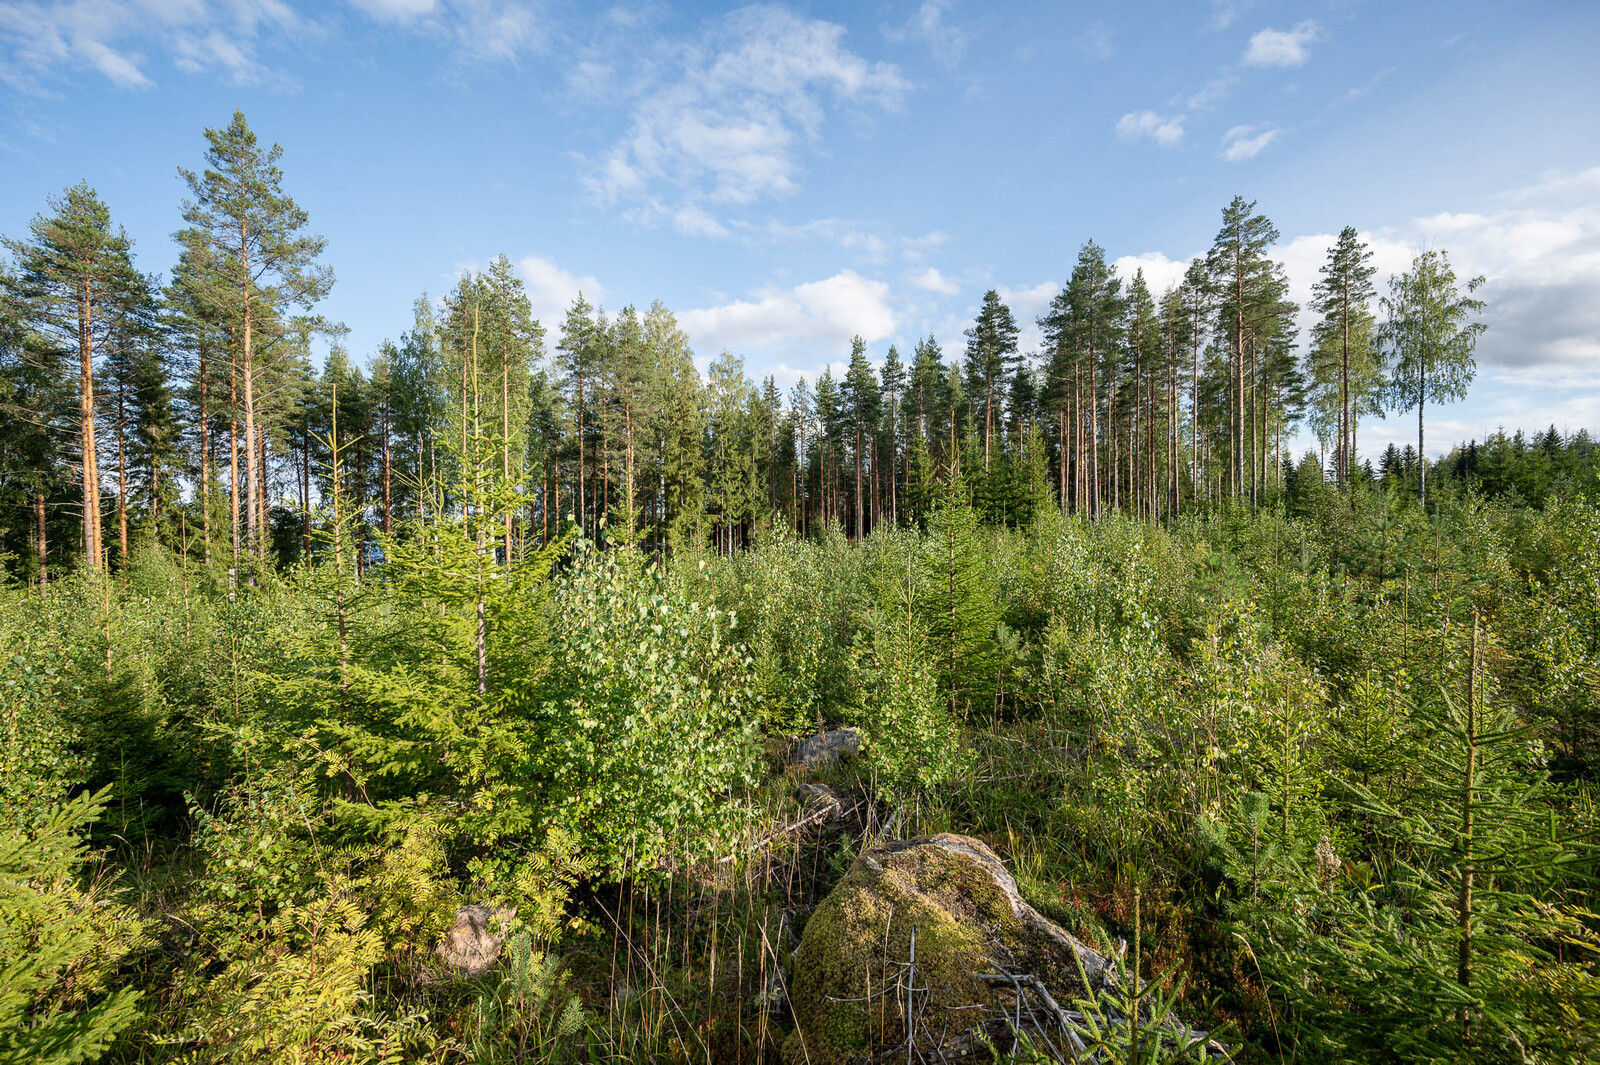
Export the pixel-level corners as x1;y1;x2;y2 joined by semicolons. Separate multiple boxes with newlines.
589;6;908;219
1274;169;1600;376
885;0;965;67
680;270;895;354
1243;20;1321;68
997;280;1057;322
518;254;606;328
0;0;300;89
912;267;959;295
1116;109;1184;147
1221;123;1279;161
1113;251;1191;296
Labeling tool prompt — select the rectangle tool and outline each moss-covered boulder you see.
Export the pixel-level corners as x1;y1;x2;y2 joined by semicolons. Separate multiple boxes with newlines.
784;833;1112;1065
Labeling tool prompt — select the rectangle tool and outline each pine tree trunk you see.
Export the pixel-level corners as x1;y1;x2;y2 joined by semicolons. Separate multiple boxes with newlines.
199;342;212;566
854;424;863;538
301;419;312;560
229;366;241;569
1191;308;1201;510
78;277;102;570
1088;340;1100;520
1058;409;1068;515
240;224;261;564
1234;262;1245;502
502;355;511;558
257;425;269;561
116;382;129;569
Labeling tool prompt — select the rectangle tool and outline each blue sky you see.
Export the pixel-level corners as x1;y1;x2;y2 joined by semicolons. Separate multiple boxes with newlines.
3;0;1597;458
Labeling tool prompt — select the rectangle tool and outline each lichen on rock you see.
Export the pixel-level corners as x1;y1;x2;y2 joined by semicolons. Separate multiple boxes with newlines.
784;833;1111;1065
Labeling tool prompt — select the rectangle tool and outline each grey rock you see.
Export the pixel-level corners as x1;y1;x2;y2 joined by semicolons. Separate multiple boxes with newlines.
796;782;844;820
792;727;860;767
785;833;1224;1064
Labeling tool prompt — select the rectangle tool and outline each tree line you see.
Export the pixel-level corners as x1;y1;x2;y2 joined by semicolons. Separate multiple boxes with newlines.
1;110;1496;579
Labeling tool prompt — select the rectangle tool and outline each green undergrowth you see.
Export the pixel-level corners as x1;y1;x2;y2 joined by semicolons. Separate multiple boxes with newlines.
4;482;1599;1063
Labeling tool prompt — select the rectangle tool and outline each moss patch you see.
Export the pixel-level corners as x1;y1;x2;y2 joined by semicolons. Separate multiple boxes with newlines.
784;836;1096;1065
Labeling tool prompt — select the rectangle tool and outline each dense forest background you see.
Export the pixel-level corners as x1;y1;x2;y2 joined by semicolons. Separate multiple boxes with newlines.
2;111;1597;1064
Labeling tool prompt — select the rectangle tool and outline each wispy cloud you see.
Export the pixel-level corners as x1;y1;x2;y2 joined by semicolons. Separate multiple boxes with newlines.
347;0;548;62
588;6;908;227
0;0;303;91
1117;109;1184;147
1243;20;1322;68
348;0;439;20
1184;74;1237;111
1221;123;1279;161
1075;18;1112;61
672;205;730;239
884;0;965;67
1210;0;1254;30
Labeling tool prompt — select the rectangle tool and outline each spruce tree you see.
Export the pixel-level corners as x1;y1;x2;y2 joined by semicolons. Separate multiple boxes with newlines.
1280;624;1600;1062
920;470;1001;716
643;302;704;550
555;295;603;538
841;335;881;537
707;352;755;551
879;343;906;527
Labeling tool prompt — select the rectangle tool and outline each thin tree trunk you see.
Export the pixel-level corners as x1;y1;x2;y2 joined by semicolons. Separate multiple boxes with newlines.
1419;365;1427;505
240;221;261;564
229;365;241;568
199;342;212;565
1088;341;1100;520
1058;409;1068;514
36;491;47;598
383;395;392;537
1191;302;1201;510
502;353;511;558
301;418;312;559
1459;614;1480;1043
1339;288;1351;487
78;277;102;570
116;380;128;568
854;424;863;538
